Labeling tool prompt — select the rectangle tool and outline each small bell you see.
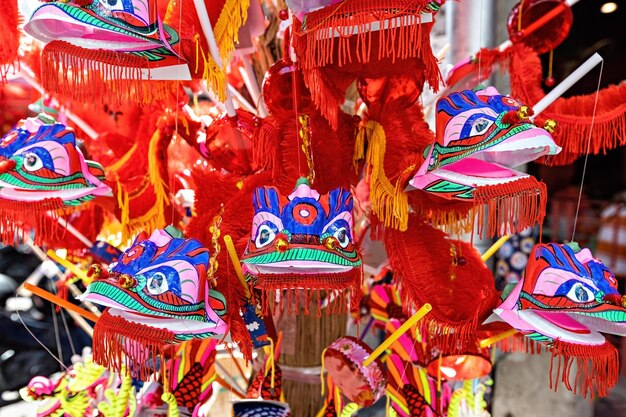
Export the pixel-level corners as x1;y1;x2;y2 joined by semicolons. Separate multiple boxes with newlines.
323;236;338;251
517;105;532;120
87;264;106;280
275;238;289;253
118;274;136;289
543;119;557;133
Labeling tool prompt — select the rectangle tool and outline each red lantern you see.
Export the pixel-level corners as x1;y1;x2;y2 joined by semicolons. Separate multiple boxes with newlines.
262;59;313;115
200;109;258;175
507;0;573;54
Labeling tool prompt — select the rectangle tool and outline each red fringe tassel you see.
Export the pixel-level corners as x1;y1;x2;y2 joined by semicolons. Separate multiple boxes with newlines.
473;176;547;238
253;269;362;317
0;0;20;82
470;45;626;165
495;333;543;355
92;309;175;381
293;0;436;70
549;340;619;399
42;41;175;106
292;0;441;129
0;197;65;245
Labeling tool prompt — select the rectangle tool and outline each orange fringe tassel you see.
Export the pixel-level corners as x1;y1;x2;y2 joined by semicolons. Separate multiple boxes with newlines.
42;41;175;106
93;309;175;381
360;120;409;231
549;340;618;399
495;332;543;355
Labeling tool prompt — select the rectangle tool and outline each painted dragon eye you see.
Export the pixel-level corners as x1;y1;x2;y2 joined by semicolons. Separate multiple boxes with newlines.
255;225;276;248
333;227;350;249
566;283;594;303
100;0;124;10
146;272;168;295
23;153;43;171
469;118;493;136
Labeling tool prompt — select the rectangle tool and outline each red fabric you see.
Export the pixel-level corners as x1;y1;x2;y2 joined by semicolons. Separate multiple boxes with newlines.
253;110;358;195
292;0;442;129
186;171;274;360
0;0;20;81
385;216;499;353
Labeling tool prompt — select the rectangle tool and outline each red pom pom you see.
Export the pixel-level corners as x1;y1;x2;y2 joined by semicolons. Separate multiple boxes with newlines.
545;77;556;87
279;9;289;20
501;110;518;125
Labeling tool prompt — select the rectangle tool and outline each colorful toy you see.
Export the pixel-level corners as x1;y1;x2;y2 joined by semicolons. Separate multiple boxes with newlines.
409;87;559;237
322;336;386;407
0;115;111;243
242;178;362;315
233;400;292;417
82;227;228;379
490;242;623;397
385;353;450;417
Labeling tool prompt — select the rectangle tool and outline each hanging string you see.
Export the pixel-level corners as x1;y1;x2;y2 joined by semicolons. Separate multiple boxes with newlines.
291;46;303;177
547;49;554;82
571;58;604;242
50;268;77;357
171;0;184;225
15;308;68;371
517;0;526;32
224;250;236;401
477;0;484;81
59;309;77;357
50;302;64;368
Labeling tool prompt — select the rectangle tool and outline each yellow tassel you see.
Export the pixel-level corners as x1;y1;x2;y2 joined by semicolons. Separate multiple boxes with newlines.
363;120;409;231
147;128;170;231
334;386;341;417
197;42;227;102
115;179;130;229
194;33;201;75
353;125;365;172
213;0;250;63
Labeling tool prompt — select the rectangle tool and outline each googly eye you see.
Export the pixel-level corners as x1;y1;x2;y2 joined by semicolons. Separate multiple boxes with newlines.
566;283;594;303
469;118;493;136
255;225;276;248
146;272;168;295
23;153;43;171
333;227;350;249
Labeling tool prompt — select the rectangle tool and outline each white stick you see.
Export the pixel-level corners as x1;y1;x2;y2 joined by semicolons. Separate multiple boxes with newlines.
239;55;268;117
531;53;603;117
192;0;237;118
19;64;100;141
228;84;257;115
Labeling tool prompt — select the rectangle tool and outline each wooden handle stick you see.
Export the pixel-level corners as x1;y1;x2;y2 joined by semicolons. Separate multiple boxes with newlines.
363;303;432;366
